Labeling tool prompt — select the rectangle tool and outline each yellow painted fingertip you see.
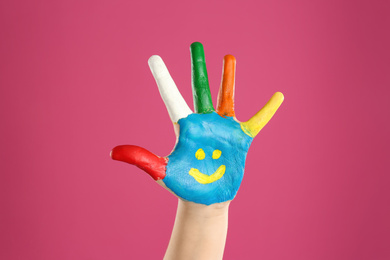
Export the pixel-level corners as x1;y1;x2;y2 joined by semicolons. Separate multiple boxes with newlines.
241;92;284;137
195;148;206;160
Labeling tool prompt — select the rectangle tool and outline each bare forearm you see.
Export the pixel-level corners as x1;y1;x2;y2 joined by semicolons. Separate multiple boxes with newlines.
164;200;230;260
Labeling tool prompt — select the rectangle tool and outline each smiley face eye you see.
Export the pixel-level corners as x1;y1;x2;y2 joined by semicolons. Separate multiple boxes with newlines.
212;150;222;159
195;148;206;160
195;149;222;160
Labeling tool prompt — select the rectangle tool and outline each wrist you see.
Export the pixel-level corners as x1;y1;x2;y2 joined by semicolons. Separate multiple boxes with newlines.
177;199;230;219
164;199;229;260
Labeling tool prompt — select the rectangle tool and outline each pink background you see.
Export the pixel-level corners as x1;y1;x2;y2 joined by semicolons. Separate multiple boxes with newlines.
1;0;389;259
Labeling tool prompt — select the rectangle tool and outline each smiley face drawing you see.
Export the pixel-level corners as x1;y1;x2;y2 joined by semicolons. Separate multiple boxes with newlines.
111;42;284;205
189;148;224;184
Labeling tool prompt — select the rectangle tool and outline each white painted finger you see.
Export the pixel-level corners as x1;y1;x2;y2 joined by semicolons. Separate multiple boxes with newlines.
148;55;193;122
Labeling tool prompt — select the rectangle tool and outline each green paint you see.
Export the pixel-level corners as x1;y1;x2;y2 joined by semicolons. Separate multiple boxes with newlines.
190;42;214;114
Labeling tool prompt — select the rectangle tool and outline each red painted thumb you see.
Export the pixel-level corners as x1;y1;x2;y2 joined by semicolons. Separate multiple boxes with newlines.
110;145;167;181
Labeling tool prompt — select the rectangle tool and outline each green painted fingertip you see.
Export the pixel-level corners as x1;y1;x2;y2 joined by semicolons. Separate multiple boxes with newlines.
190;42;214;114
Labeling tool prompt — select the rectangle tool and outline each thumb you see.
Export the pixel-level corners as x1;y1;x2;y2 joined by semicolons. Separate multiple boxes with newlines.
110;145;168;181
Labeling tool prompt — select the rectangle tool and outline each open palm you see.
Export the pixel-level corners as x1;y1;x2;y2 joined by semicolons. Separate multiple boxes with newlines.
111;42;284;205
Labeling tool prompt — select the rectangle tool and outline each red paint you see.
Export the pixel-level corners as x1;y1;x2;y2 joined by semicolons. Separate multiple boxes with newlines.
111;145;167;180
216;55;236;117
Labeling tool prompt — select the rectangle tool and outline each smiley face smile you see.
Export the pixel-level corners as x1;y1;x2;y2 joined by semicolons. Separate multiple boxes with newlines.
189;165;226;184
188;148;226;184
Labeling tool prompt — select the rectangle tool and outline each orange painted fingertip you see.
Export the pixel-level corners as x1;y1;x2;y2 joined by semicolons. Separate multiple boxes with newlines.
217;55;236;117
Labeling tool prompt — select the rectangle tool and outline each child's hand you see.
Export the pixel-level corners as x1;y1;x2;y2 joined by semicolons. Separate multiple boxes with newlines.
111;42;284;205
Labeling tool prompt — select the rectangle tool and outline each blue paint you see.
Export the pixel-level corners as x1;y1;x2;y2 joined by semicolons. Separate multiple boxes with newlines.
163;112;253;205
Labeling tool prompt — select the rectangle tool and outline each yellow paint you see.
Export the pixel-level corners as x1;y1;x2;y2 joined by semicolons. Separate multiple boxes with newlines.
212;149;222;159
189;165;226;184
195;148;205;160
240;92;284;137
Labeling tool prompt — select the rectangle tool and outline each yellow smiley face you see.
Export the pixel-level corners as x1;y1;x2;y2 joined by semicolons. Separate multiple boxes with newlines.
188;148;226;184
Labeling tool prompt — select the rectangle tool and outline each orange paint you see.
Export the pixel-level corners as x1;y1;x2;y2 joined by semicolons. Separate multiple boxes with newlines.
216;55;236;117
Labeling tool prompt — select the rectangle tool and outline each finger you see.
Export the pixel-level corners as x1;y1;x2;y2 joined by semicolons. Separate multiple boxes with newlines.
240;92;284;137
111;145;168;180
190;42;215;114
216;55;236;117
148;55;192;123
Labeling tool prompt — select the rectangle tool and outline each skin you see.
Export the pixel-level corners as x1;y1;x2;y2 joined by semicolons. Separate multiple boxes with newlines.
163;200;230;260
111;42;284;259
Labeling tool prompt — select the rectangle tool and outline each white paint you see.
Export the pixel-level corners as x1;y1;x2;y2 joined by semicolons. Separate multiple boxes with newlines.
148;55;192;123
